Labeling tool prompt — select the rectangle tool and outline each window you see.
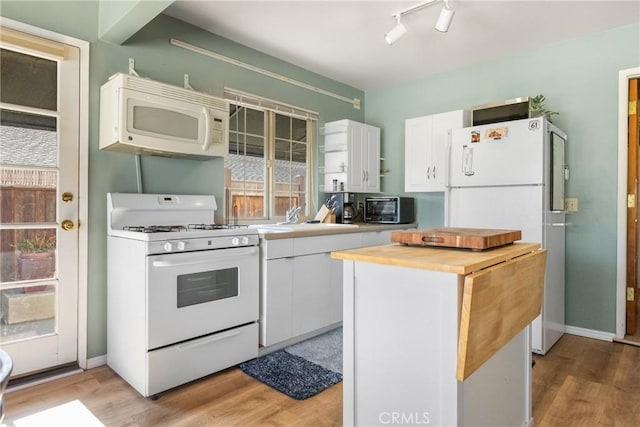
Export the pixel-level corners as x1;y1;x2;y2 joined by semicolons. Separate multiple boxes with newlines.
224;89;316;221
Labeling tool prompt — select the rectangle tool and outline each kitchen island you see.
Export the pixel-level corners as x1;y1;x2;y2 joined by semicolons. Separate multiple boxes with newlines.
332;242;546;427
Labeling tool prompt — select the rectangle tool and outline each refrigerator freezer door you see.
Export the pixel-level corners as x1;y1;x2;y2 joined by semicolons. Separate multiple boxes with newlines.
450;118;545;188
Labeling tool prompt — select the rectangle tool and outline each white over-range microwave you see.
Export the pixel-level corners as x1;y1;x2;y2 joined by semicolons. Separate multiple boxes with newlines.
99;73;229;159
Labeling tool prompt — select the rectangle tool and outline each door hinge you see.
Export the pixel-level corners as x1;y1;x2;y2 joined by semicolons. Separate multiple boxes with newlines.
627;287;635;301
629;101;638;116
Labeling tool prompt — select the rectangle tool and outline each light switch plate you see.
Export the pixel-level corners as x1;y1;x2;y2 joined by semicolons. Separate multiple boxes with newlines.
565;198;578;212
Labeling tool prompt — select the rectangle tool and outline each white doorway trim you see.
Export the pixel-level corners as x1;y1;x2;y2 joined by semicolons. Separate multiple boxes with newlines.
0;17;90;369
616;66;640;339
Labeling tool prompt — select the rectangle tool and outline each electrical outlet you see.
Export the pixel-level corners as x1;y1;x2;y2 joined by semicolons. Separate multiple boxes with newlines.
357;201;363;212
565;198;578;212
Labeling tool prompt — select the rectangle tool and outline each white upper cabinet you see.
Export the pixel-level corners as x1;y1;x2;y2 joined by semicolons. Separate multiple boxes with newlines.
324;119;380;193
405;110;470;192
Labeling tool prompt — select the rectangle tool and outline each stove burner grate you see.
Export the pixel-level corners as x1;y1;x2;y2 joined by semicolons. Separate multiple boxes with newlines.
188;223;248;230
123;225;188;233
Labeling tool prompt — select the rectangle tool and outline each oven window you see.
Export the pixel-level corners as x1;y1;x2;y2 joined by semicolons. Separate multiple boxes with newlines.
177;267;238;308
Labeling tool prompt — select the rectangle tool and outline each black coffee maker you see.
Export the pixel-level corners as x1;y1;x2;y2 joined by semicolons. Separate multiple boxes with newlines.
326;192;355;224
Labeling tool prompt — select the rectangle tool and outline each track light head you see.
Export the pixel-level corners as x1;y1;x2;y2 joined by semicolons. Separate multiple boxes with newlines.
435;1;455;32
385;16;407;45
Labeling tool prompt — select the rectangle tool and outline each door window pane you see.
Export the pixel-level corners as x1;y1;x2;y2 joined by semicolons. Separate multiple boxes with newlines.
0;48;57;111
1;229;57;282
1;110;57;167
1;285;56;342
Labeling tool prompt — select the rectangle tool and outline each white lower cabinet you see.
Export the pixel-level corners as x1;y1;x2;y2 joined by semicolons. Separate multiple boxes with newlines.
259;230;404;347
261;257;293;346
292;253;333;336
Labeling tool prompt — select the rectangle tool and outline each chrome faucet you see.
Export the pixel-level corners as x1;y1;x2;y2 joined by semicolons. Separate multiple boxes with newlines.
285;206;301;224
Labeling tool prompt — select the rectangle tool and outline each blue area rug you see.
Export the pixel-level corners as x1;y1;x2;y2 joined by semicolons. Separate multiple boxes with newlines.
239;327;343;400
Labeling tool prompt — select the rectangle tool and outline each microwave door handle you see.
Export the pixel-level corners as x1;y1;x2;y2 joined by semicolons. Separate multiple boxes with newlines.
202;108;211;151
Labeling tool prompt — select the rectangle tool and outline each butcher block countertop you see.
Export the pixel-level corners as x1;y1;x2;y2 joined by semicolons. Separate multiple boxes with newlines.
331;241;541;275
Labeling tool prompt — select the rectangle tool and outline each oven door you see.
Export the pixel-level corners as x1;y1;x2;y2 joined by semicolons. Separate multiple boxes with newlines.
146;246;258;349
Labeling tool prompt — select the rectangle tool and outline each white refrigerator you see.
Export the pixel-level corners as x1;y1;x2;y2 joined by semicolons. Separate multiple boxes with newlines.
446;117;568;355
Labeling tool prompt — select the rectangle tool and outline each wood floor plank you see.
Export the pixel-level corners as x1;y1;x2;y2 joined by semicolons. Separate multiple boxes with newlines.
536;375;606;426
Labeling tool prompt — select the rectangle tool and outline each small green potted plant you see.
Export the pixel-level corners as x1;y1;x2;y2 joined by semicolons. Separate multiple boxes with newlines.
529;94;559;121
16;232;56;290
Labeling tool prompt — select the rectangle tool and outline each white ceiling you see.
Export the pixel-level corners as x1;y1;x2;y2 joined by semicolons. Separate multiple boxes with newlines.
164;1;640;91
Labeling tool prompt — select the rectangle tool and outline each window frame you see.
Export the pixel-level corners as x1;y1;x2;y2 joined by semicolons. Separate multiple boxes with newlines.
224;89;317;223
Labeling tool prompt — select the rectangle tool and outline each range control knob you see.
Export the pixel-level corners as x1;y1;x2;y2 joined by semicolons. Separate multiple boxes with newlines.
163;242;173;252
176;241;186;251
231;237;240;246
241;237;250;245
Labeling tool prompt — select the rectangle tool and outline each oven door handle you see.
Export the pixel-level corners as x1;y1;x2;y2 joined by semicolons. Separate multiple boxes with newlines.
151;246;257;268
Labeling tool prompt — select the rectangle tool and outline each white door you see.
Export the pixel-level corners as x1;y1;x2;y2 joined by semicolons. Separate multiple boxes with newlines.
0;28;80;376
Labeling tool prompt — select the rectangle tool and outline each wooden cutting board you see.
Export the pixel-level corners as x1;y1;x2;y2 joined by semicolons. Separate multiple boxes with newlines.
391;227;522;251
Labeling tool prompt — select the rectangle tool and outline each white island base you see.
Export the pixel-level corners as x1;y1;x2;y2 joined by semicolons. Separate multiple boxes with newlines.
334;243;545;427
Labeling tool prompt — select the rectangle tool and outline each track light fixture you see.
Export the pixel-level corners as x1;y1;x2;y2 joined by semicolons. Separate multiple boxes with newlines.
385;0;455;45
385;16;407;45
435;0;455;32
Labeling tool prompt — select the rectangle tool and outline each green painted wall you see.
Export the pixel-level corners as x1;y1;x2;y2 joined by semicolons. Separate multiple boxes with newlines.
1;1;364;359
364;23;640;334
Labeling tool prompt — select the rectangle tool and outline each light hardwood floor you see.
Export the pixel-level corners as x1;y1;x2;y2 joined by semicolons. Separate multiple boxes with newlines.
4;334;640;426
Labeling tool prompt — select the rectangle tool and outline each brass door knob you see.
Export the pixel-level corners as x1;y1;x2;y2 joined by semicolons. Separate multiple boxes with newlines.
62;192;74;202
61;220;74;231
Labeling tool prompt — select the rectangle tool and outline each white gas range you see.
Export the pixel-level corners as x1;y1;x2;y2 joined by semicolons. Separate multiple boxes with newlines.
106;193;259;398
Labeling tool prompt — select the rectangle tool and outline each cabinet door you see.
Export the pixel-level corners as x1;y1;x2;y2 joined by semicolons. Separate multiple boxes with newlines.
292;253;332;336
328;257;343;325
261;257;293;346
405;116;434;192
364;125;381;193
431;111;465;191
347;122;366;192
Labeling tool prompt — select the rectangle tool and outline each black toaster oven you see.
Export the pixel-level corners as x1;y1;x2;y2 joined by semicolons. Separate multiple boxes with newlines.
364;197;415;224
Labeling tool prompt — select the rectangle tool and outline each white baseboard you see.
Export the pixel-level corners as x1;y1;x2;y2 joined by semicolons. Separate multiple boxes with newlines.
86;354;107;369
565;325;615;342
